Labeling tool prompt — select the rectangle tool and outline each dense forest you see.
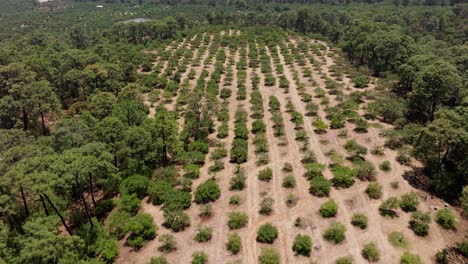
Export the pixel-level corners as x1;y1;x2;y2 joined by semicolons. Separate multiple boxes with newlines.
0;0;466;263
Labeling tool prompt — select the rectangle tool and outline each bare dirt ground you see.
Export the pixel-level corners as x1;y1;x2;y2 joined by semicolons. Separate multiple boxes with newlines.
116;32;468;264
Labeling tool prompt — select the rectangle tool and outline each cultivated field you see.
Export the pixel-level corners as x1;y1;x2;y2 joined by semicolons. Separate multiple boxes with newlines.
116;29;467;264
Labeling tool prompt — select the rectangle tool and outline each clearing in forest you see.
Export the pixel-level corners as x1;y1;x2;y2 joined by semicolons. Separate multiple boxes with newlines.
116;29;467;264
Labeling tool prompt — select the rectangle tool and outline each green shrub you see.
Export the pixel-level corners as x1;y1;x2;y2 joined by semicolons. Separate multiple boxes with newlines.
379;197;400;217
161;189;191;212
229;195;241;206
388;232;408;249
335;256;354;264
282;162;293;172
127;213;157;249
184;164;200;179
256;223;278;243
259;248;280;264
194;226;213;242
194;179;221;204
119;194;141;215
231;138;248;163
191;251;208;264
436;208;456;230
319;199;338;218
344;139;367;158
409;211;431;236
105;210;131;239
264;74;276;86
379;161;391;172
227;212;248;229
457;239;468;257
323;222;346;244
220;88;232;99
362;242;380;262
120;175;149;198
211;147;228;160
259;196;274;215
252;120;266;134
292;234;312;256
303;162;325;179
309;176;331;197
353;76;368;88
351;213;368;229
365;182;383;199
286;193;298;207
399;192;419;212
354;161;377;181
189;141;209;154
149;256;169;264
282;175;296;188
400;252;422;264
163;210;190;232
258;167;273;182
230;171;246;190
158;234;177;252
226;233;241;254
332;165;357;188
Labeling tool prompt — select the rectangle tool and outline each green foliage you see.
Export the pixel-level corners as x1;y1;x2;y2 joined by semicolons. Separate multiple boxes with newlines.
365;182;383;199
354;160;377;181
105;209;131;240
119;194;141;215
120;175;149;198
258;167;273;182
158;234;177;252
331;165;357;188
457;239;468;257
436;208;456;230
388;232;408;249
231;138;248;163
379;197;400;217
344;139;367;158
282;175;296;188
292;234;312;256
259;196;274;215
400;252;422;264
229;195;241;205
309;176;331;197
353;76;368;88
256;223;278;244
191;251;208;264
184;164;200;179
379;161;391;172
226;233;242;254
461;186;468;216
194;226;213;242
409;211;431;236
163;210;190;232
323;222;346;244
126;213;157;249
319;199;338;218
230;170;246;190
227;212;248;229
362;242;380;262
149;256;169;264
399;192;419;212
351;214;368;229
335;256;354;264
195;179;221;204
259;247;280;264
